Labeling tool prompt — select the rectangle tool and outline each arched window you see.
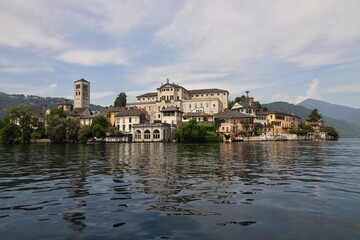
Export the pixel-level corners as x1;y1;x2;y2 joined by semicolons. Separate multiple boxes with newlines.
144;130;151;139
135;130;141;140
153;129;160;139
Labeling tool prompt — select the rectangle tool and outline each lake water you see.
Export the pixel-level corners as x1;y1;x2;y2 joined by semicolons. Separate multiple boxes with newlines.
0;139;359;239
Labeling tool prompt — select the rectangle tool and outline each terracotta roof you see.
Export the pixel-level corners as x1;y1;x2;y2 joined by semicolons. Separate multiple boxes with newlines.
214;109;254;118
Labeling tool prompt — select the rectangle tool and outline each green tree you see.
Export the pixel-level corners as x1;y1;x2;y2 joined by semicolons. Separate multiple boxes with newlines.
66;117;80;143
308;109;322;122
176;119;207;142
253;122;264;136
92;124;106;138
78;125;93;143
5;105;36;143
114;92;127;107
91;115;109;129
0;115;20;144
321;126;339;140
46;112;67;143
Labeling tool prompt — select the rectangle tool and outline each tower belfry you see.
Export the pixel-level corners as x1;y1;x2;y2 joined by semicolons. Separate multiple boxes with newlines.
74;78;90;109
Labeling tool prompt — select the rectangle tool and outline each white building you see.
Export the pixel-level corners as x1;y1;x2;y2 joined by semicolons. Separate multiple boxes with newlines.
127;79;229;123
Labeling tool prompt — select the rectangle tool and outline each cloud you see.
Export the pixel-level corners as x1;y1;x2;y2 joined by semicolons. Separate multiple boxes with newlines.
56;49;128;66
325;83;360;93
91;91;114;100
155;0;360;71
0;66;53;73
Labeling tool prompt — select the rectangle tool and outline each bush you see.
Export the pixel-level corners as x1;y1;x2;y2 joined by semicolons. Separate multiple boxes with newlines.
78;125;93;143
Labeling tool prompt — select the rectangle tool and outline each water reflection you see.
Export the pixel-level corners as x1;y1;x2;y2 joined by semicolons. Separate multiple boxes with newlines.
0;140;359;239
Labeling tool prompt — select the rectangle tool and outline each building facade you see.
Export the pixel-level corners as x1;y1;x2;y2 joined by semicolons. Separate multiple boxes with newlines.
127;79;229;123
74;78;90;109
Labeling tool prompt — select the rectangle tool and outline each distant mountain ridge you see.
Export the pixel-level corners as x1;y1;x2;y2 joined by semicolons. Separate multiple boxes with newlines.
263;100;360;138
0;92;104;117
298;98;360;121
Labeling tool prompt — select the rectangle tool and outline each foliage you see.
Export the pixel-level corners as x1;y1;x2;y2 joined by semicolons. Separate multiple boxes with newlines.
114;92;127;107
204;132;223;142
176;119;207;143
66;117;80;142
91;115;109;129
321;126;339;140
253;122;263;136
47;108;66;120
92;124;106;138
0;116;20;144
46;114;67;143
78;125;93;143
308;109;322;122
290;123;314;135
31;125;46;139
4;105;36;143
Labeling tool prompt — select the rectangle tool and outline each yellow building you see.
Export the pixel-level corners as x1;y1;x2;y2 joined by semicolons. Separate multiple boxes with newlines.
264;111;301;135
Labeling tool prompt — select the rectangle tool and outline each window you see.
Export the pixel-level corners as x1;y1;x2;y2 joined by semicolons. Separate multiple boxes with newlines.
177;96;179;100
129;124;132;131
129;117;132;123
135;130;141;139
170;95;174;100
144;130;151;139
122;124;126;131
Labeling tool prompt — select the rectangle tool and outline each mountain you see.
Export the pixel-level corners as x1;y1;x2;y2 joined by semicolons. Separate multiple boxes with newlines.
263;101;360;138
0;92;104;117
298;98;360;121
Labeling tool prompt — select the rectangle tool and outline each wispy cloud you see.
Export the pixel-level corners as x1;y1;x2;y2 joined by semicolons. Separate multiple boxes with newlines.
0;66;53;73
92;91;114;100
56;49;128;66
325;83;360;93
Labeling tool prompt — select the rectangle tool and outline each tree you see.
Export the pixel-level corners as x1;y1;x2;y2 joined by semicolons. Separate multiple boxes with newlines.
78;125;93;143
91;115;109;129
114;92;127;107
253;122;263;136
321;126;339;140
92;124;106;138
308;109;322;122
176;119;207;142
66;117;80;143
5;105;36;143
46;114;67;143
0;115;20;144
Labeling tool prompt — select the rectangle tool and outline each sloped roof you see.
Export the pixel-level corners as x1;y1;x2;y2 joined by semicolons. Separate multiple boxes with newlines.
261;111;301;119
214;109;254;119
68;107;92;117
112;108;147;117
160;106;183;112
75;78;89;83
136;92;157;98
232;101;256;109
183;112;213;118
189;88;228;94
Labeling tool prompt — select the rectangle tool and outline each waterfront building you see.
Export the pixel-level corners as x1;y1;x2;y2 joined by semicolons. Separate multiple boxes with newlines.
57;100;73;112
68;107;94;125
262;111;301;135
101;107;150;133
132;123;177;142
127;79;229;123
231;101;257;116
182;112;214;123
214;109;255;135
74;78;90;109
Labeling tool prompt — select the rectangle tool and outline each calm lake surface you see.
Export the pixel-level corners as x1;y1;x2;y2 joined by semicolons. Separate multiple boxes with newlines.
1;139;359;240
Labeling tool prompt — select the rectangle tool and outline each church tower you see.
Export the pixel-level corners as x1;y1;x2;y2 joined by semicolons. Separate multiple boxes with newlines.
74;78;90;109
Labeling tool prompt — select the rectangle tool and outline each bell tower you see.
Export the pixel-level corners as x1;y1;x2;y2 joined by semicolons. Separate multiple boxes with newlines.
74;78;90;109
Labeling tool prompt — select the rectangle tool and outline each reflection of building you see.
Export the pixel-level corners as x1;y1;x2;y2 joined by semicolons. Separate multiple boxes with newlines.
74;78;90;109
127;79;229;123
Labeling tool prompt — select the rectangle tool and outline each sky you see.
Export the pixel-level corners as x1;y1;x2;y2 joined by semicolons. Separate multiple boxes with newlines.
0;0;360;108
